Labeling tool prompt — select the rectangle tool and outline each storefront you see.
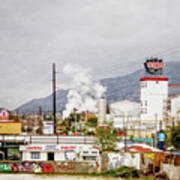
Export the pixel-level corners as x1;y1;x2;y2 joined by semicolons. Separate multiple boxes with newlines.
20;144;99;162
0;141;24;160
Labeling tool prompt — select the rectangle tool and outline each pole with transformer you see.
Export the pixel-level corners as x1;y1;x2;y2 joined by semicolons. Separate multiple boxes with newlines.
52;63;56;135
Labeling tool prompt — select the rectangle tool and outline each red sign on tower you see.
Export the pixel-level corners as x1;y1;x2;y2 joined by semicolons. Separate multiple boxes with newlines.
144;58;164;75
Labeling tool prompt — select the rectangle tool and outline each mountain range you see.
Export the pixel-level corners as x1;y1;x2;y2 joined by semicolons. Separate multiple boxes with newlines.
15;61;180;114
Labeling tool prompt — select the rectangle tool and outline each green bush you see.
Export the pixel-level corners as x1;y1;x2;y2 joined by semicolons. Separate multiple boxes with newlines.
87;116;98;127
171;126;180;149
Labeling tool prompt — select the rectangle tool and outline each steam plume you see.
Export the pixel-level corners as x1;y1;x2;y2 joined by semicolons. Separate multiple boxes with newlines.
63;64;106;119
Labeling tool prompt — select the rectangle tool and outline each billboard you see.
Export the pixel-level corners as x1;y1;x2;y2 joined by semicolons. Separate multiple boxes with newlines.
43;121;54;135
0;122;22;134
144;58;164;75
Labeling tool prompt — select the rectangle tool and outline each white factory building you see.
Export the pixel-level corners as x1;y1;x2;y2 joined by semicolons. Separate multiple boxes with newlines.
140;76;168;121
99;59;180;138
110;100;141;129
108;75;180;133
164;94;180;126
170;95;180;119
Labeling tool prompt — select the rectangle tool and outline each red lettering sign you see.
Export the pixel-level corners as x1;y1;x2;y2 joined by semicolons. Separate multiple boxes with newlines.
147;62;164;69
60;146;76;150
93;146;99;150
27;146;42;150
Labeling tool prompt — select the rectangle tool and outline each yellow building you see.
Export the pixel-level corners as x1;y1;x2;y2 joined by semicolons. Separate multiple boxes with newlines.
0;122;22;134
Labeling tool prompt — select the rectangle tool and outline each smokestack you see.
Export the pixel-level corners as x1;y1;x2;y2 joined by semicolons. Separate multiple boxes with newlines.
98;98;107;126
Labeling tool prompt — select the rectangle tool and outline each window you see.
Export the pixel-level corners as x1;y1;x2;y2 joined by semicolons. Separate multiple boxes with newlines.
31;152;40;159
141;108;147;114
141;100;148;107
145;100;148;106
83;151;88;154
141;82;147;88
141;101;143;107
91;151;98;154
156;81;159;84
83;156;96;161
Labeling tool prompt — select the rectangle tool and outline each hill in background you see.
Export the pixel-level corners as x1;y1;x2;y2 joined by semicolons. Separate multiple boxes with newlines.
15;61;180;114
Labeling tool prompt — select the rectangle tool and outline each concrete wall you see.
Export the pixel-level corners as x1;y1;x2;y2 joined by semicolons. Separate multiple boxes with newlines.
22;152;47;161
101;151;180;180
101;152;141;171
55;152;64;161
0;161;100;174
161;163;180;180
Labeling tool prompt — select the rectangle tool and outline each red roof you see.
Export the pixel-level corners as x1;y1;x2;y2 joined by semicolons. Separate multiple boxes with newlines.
127;145;153;152
140;76;168;82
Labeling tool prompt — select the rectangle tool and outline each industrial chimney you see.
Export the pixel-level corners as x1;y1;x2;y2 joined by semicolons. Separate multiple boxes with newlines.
98;98;107;126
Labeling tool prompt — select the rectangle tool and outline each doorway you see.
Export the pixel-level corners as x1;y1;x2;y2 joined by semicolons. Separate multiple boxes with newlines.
47;152;54;161
0;151;5;160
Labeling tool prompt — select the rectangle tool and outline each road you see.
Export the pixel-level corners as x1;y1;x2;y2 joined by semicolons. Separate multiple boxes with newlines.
0;174;123;180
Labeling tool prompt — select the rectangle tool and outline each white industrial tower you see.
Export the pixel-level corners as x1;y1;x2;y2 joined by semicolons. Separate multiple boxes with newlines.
140;76;168;121
140;59;168;130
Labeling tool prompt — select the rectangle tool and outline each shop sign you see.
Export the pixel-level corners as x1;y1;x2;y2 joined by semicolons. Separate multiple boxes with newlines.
45;145;58;151
60;146;76;150
26;146;43;151
133;137;154;143
20;144;98;152
3;144;20;148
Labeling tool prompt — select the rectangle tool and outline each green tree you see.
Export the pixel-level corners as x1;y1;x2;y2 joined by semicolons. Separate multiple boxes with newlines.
44;115;53;121
165;130;172;147
8;111;20;121
171;126;180;149
87;116;98;127
64;113;75;129
96;122;119;151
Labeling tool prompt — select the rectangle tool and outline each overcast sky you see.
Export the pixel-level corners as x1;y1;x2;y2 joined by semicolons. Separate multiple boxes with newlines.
0;0;180;110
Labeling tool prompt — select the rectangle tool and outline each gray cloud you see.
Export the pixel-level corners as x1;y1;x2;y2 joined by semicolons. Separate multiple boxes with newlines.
0;0;180;109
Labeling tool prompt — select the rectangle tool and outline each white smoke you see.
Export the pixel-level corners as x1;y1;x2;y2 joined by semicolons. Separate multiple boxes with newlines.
63;64;106;119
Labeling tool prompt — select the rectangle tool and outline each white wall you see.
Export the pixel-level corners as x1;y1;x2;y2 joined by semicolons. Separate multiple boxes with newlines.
22;151;71;161
140;79;168;121
98;99;107;125
110;100;140;129
22;152;47;161
171;95;180;117
55;152;65;161
108;153;141;170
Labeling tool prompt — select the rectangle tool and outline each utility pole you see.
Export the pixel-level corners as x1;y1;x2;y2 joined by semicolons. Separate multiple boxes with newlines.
73;108;78;133
38;106;42;116
124;114;127;152
52;63;56;135
122;113;127;152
